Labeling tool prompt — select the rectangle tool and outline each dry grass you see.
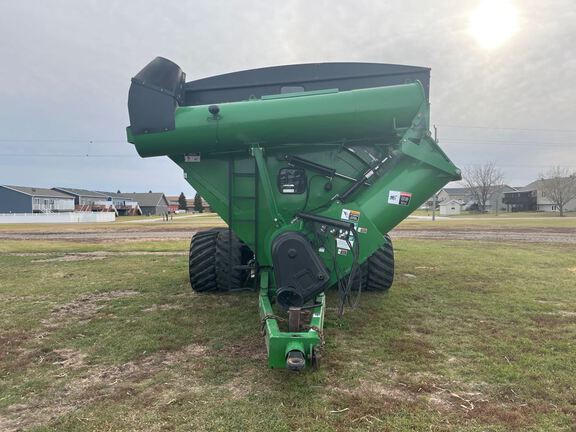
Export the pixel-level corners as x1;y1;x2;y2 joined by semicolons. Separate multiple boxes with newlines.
0;225;574;431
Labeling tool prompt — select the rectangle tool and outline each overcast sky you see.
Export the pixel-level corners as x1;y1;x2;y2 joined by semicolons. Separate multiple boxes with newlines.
0;0;574;195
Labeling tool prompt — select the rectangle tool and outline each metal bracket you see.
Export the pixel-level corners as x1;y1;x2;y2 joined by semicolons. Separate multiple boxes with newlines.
288;307;302;332
251;146;285;227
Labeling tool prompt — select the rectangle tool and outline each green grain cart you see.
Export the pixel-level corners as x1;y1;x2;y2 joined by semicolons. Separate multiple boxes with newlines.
127;57;460;371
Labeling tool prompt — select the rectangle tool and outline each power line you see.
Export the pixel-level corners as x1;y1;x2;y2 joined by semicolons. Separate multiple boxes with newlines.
438;125;576;133
1;138;574;148
464;164;576;168
441;139;573;147
0;139;125;143
0;153;134;158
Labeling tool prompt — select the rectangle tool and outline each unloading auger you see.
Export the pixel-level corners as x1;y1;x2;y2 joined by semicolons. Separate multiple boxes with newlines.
126;57;460;371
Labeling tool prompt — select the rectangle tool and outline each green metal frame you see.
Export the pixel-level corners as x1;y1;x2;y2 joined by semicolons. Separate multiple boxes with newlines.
258;270;324;369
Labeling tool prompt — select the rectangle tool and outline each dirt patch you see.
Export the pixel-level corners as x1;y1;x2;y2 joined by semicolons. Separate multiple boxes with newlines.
142;304;185;313
388;337;438;359
0;343;208;432
17;251;186;261
216;339;267;362
330;375;544;429
391;229;576;244
0;331;32;362
415;266;438;271
530;314;576;327
545;310;576;318
32;255;107;263
52;349;88;369
42;290;139;329
0;230;197;242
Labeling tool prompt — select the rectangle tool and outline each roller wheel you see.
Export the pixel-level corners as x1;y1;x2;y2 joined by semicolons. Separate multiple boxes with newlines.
365;234;395;292
188;228;245;292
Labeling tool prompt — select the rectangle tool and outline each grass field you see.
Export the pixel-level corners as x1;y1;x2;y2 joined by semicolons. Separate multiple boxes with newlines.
1;221;575;431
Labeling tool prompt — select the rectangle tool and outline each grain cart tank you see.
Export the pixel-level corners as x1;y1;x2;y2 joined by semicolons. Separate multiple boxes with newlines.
127;57;461;371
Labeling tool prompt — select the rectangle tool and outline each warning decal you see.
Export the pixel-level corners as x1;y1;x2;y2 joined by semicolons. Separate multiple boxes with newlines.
340;209;361;222
388;190;412;206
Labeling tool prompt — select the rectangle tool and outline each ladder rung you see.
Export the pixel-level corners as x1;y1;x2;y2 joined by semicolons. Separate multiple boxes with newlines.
234;173;256;177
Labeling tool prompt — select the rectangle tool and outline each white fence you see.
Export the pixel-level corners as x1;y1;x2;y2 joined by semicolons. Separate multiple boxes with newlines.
0;212;116;224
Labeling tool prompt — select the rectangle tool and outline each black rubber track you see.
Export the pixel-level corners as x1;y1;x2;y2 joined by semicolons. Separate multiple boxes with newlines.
365;234;395;292
188;228;244;292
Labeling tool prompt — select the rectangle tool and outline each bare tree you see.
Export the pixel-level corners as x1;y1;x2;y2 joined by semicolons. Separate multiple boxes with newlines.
462;162;504;213
538;167;576;216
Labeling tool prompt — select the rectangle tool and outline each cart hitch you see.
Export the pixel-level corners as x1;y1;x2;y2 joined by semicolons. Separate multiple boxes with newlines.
286;351;306;371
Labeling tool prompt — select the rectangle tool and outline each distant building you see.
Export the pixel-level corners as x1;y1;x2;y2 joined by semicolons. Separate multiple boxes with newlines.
439;200;462;216
106;192;169;216
437;187;469;204
185;197;212;213
53;187;109;211
502;189;537;212
0;185;75;213
96;192;142;216
436;185;516;212
503;179;576;212
165;195;182;213
55;188;142;215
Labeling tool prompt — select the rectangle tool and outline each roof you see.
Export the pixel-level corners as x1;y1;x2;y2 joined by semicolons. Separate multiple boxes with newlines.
442;187;469;195
104;192;168;207
503;188;535;195
445;185;517;195
440;200;463;206
522;177;575;191
1;185;74;199
185;197;210;206
53;187;106;198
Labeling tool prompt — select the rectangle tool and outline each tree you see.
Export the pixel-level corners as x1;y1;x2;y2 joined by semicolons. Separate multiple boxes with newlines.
462;162;504;213
193;192;203;213
178;192;187;211
538;166;576;217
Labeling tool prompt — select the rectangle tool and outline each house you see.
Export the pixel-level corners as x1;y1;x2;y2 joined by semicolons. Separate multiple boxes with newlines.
96;192;142;216
437;187;469;204
53;187;109;211
185;197;212;213
437;185;516;212
439;200;462;216
0;185;75;213
107;192;169;216
502;189;537;212
504;179;576;213
54;188;142;215
166;195;183;213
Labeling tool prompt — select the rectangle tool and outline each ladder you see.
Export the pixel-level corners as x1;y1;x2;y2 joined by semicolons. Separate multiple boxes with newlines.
228;157;259;289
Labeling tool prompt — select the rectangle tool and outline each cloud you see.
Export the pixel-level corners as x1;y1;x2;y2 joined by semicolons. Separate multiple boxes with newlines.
0;0;574;192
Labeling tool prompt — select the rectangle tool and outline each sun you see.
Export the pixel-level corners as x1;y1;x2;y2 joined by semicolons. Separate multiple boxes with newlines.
469;0;519;49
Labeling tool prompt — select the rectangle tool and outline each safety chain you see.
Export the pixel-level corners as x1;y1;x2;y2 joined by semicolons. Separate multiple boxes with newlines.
260;313;286;335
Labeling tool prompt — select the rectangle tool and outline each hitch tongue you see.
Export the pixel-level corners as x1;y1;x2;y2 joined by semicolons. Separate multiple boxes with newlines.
286;351;306;371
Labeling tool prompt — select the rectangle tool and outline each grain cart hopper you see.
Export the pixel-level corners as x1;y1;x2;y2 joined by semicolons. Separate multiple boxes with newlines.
126;57;461;371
